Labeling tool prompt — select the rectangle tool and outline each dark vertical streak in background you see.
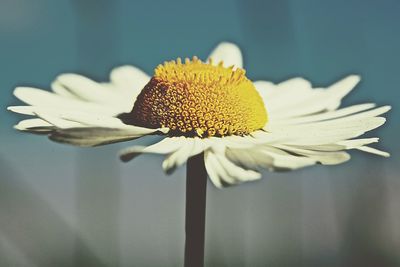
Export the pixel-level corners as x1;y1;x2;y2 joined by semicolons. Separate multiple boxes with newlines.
72;1;120;266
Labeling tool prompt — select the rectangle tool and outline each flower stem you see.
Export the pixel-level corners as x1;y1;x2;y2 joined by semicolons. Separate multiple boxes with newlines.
185;153;207;267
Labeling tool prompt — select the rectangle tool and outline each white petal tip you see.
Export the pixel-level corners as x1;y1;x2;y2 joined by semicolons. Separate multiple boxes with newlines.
111;65;139;75
216;42;240;50
357;146;390;157
245;173;262;182
13;125;23;131
162;167;169;174
345;75;361;85
7;106;36;115
112;65;132;70
161;161;176;175
375;151;390;157
332;75;361;94
159;127;170;134
13;87;31;98
56;73;75;80
383;105;392;112
349;74;361;80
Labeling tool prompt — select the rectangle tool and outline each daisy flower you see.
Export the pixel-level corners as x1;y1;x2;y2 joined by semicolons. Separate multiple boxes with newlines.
8;42;390;188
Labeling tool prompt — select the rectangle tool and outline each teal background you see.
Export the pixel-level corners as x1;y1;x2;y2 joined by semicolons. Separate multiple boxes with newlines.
0;0;399;266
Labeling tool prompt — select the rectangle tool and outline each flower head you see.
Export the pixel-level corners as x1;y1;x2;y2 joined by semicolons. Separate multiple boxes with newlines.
8;42;390;188
119;56;267;137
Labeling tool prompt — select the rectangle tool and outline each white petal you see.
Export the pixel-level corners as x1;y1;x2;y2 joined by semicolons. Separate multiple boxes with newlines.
9;106;127;130
357;146;390;157
221;135;261;148
277;77;312;91
272;103;377;126
204;151;223;188
9;107;89;128
257;146;317;170
275;105;390;128
255;77;312;114
191;137;213;156
262;117;386;146
51;81;77;98
227;143;350;171
32;111;84;129
327;106;390;122
275;114;386;132
215;152;261;181
162;139;195;174
110;65;150;93
264;75;360;120
227;146;316;171
30;108;161;130
273;145;351;165
300;139;389;158
204;147;261;188
55;74;117;102
121;137;213;172
12;87;122;115
205;150;235;187
162;137;211;174
253;80;280;100
336;138;380;149
8;106;41;116
55;74;133;112
225;148;274;170
207;42;243;69
323;75;360;109
119;137;185;162
254;77;311;102
14;118;53;133
289;138;379;152
49;126;164;147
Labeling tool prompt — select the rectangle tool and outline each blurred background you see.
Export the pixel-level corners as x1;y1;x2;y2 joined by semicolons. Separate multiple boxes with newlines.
1;0;399;266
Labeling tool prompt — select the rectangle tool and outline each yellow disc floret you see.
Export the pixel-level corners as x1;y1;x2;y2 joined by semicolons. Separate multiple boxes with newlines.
121;57;268;138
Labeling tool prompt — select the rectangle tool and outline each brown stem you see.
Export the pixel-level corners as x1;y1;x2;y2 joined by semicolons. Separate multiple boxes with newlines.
184;153;207;267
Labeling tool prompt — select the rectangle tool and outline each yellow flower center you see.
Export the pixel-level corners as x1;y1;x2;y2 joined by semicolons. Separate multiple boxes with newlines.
119;57;268;138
